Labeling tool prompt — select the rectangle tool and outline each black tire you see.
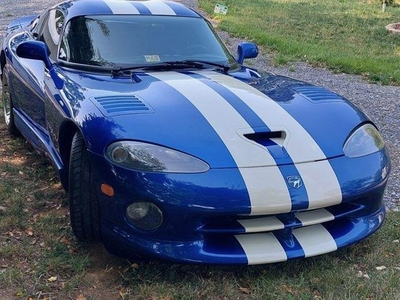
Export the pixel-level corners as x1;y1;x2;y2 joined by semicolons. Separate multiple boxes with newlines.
1;73;20;136
69;131;101;242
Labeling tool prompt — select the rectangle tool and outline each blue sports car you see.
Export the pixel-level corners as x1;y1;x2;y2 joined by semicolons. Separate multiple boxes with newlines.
1;0;390;264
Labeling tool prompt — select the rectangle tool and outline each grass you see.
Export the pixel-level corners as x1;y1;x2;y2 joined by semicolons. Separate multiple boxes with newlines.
0;128;91;299
118;216;399;299
199;0;400;85
0;103;399;298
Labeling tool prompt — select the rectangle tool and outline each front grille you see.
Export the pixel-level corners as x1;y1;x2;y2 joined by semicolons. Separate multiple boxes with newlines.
198;202;363;235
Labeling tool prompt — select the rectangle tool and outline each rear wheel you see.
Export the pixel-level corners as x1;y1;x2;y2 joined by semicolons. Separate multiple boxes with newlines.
2;73;20;136
69;131;101;242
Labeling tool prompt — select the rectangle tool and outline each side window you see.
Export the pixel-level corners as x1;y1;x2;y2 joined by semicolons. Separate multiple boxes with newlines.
38;9;65;61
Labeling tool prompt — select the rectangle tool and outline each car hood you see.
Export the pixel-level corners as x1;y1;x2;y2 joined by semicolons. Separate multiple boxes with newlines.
60;69;368;168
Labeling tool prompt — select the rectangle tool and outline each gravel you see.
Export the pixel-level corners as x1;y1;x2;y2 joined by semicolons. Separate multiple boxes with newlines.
1;0;399;210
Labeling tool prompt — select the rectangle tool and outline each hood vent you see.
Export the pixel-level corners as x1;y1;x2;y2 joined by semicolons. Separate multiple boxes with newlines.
92;95;154;116
244;131;286;147
244;131;290;164
293;86;343;102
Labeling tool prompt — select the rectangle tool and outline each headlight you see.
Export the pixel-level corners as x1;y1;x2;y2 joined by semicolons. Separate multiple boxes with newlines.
106;141;210;173
343;123;385;158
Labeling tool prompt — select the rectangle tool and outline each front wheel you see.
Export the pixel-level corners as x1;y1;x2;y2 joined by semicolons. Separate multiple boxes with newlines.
2;73;20;136
69;131;101;242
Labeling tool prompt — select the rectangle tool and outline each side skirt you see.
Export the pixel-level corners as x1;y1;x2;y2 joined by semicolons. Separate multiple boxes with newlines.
13;108;65;177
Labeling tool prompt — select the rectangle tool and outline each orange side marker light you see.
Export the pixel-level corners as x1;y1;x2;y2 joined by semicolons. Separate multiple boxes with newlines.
101;183;115;197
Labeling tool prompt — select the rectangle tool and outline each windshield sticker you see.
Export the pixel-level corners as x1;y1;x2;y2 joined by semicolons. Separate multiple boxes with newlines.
145;55;161;63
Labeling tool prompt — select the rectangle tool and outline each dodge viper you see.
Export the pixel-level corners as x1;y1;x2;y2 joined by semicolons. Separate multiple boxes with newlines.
0;0;390;264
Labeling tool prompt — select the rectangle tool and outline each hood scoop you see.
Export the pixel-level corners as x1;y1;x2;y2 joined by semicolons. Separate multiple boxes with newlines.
292;86;343;102
244;131;286;147
244;131;291;165
91;95;154;116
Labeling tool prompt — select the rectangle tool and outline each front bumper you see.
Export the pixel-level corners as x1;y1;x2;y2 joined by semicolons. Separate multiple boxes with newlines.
102;205;385;264
89;149;389;265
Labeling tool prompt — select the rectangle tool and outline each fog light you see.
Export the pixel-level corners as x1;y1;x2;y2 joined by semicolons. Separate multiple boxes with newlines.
126;202;163;231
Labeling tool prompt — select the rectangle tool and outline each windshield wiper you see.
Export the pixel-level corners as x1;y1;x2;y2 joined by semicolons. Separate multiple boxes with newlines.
111;64;159;82
111;64;157;78
172;60;231;74
111;60;230;76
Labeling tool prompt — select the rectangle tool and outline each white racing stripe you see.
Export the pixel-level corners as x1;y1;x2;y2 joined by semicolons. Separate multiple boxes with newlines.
296;162;342;209
103;0;140;14
236;224;337;264
141;0;176;15
151;72;275;167
239;209;334;233
296;209;335;226
199;71;343;209
151;72;292;215
294;224;337;257
240;168;292;215
238;216;284;233
236;233;287;264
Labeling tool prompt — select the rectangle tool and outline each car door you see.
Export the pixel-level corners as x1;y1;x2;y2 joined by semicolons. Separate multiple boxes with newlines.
9;9;64;131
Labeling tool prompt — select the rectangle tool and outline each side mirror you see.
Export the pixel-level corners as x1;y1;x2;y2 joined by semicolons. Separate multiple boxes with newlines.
16;41;63;89
237;42;259;64
16;41;52;69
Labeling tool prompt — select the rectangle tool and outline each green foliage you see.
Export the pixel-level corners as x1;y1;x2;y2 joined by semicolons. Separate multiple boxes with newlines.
200;0;400;85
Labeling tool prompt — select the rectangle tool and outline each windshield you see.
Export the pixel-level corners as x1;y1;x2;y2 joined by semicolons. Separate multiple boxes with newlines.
59;15;236;68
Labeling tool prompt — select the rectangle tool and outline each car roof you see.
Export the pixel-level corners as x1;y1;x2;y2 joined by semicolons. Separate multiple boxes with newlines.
54;0;201;22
